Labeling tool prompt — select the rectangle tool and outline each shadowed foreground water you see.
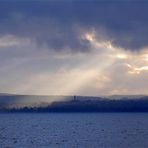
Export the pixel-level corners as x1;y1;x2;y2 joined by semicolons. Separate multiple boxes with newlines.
0;113;148;148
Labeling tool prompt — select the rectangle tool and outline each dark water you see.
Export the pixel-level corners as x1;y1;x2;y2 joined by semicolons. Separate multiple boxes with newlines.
0;113;148;148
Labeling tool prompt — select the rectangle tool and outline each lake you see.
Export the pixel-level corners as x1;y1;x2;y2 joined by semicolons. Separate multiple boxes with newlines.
0;113;148;148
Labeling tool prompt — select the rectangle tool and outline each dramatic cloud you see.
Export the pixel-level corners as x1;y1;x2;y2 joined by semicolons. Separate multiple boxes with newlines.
0;1;148;52
0;1;148;96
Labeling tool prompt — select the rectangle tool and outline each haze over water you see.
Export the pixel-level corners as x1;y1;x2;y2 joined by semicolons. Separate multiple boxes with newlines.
0;1;148;148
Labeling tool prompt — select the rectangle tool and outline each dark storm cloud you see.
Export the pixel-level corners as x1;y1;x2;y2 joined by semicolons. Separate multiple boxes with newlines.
0;1;148;52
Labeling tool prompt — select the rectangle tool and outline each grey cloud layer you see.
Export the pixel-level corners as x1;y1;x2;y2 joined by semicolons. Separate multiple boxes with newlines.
0;1;148;52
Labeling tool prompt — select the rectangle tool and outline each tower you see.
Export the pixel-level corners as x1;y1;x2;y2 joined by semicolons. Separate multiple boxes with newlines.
74;95;76;101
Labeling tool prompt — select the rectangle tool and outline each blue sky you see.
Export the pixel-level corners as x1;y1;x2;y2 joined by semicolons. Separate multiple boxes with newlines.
0;0;148;96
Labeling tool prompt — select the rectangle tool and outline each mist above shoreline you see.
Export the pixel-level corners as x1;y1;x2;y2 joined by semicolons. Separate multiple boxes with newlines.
0;94;148;112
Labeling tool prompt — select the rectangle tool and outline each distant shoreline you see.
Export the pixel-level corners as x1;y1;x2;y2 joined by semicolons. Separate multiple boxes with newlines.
1;95;148;113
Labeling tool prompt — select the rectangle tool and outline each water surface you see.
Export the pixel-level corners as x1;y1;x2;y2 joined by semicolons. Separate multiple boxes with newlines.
0;113;148;148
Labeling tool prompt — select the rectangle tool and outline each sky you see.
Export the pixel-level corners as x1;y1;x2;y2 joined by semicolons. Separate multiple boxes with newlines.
0;0;148;96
